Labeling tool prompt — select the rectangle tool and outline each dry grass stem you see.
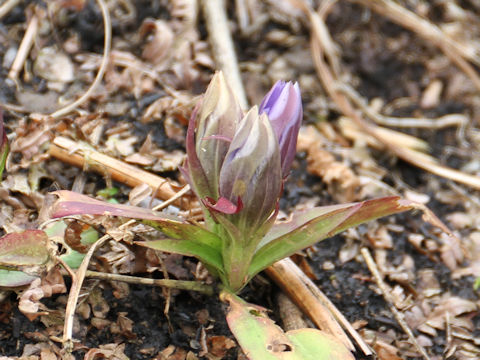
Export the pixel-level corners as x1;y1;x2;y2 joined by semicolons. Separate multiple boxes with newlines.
0;0;21;20
338;83;468;130
84;270;214;295
361;247;431;360
62;234;111;351
200;0;248;109
8;12;38;81
50;0;111;119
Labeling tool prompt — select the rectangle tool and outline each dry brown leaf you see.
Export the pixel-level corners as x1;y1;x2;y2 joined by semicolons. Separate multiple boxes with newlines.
64;220;90;253
425;296;477;330
10;124;52;160
19;268;67;321
84;343;129;360
98;241;136;273
154;345;188;360
110;312;135;339
297;126;360;202
87;287;110;319
440;233;465;270
139;19;174;66
124;153;155;167
207;335;236;358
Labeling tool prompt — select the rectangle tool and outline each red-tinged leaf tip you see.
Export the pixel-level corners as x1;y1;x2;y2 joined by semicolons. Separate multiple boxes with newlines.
204;196;243;214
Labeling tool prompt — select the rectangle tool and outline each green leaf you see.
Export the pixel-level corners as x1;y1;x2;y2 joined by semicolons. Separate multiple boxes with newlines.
142;219;222;249
136;239;224;277
44;220;98;269
97;187;119;198
222;291;354;360
257;203;368;249
249;197;412;278
60;250;86;269
0;269;38;287
0;230;50;267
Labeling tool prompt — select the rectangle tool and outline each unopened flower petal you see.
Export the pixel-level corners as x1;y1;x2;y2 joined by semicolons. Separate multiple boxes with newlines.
219;108;282;234
195;72;243;198
260;81;302;177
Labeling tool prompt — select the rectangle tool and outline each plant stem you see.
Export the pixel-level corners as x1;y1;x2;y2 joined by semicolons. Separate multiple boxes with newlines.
85;270;214;295
223;241;255;292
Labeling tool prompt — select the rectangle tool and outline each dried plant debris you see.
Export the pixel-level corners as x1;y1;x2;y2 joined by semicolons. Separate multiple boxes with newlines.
1;0;480;359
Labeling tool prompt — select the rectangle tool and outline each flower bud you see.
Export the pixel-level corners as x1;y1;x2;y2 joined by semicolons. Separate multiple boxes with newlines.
184;73;300;239
259;81;302;177
185;72;243;201
217;107;282;233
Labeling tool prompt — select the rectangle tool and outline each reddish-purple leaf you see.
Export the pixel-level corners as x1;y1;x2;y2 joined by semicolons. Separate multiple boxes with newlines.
51;190;222;249
0;230;49;266
51;190;181;222
249;196;452;279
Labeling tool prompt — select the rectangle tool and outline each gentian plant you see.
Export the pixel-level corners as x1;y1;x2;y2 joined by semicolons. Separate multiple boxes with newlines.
182;73;301;291
48;72;425;293
0;73;453;359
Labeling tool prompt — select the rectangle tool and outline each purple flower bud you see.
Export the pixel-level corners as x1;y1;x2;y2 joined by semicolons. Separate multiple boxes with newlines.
259;81;302;178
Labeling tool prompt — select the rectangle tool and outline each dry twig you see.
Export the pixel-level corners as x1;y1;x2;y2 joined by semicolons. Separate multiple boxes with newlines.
84;270;213;295
276;292;309;331
200;0;248;109
8;11;38;81
361;247;431;360
0;0;21;20
49;136;187;207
